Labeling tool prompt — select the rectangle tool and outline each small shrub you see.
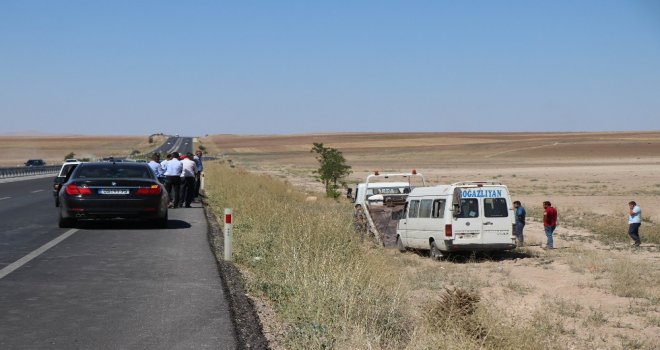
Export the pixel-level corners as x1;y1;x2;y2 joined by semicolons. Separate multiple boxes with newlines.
426;287;486;340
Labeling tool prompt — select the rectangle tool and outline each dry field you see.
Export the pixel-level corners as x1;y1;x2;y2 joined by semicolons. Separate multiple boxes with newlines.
0;135;165;166
204;131;660;349
207;132;660;222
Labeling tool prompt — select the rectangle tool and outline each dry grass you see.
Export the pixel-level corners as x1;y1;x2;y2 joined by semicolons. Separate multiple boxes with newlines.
559;208;659;245
205;163;409;349
562;248;659;300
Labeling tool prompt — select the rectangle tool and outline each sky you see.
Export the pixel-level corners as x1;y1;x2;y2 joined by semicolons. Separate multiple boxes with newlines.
1;1;659;136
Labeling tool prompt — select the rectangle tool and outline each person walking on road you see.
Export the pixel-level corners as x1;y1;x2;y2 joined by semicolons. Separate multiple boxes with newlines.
163;152;183;208
542;201;557;249
628;200;642;247
513;200;526;246
180;152;198;208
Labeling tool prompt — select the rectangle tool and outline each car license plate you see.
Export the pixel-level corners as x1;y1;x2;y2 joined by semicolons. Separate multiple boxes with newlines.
99;189;129;195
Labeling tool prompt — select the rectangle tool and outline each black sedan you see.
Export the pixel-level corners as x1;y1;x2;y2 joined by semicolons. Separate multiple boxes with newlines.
57;162;169;228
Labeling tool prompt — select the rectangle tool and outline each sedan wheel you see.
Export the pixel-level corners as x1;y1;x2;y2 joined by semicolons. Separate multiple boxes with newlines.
58;215;76;228
155;211;168;228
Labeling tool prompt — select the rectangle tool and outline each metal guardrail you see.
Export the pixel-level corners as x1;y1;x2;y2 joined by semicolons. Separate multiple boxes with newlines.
0;165;59;179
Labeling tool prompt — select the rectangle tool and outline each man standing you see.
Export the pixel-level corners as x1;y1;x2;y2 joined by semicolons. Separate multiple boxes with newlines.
542;201;557;249
513;200;526;246
148;153;165;183
181;153;198;208
628;201;642;247
193;150;204;199
163;152;183;208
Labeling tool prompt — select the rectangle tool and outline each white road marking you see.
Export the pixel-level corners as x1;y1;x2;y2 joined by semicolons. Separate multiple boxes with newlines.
0;197;10;201
31;189;45;193
0;229;78;280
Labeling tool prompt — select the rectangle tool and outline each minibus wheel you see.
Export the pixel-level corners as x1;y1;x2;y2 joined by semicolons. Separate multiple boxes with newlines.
396;236;405;253
430;242;443;260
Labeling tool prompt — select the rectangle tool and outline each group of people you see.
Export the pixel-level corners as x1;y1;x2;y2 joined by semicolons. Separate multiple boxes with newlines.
513;200;643;249
148;150;204;209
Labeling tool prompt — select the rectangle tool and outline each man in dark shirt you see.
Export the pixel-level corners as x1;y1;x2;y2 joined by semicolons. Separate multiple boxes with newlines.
513;200;526;246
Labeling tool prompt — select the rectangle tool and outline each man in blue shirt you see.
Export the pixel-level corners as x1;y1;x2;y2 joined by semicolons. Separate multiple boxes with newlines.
628;201;642;247
148;153;165;183
513;200;526;246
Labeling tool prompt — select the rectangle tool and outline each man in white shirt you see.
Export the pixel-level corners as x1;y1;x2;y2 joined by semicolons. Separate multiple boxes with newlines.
628;201;642;247
163;152;183;208
180;152;198;208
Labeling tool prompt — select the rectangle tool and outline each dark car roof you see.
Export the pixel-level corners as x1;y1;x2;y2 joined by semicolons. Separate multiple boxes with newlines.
26;159;45;165
72;162;156;180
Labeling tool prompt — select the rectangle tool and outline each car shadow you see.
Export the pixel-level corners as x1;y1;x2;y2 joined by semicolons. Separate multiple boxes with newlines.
74;219;192;230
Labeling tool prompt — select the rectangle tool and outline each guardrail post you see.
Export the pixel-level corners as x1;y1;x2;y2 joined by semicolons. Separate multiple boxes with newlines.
224;208;233;261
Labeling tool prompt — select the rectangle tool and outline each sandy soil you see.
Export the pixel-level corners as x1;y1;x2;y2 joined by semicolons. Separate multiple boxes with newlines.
0;135;158;166
205;131;659;349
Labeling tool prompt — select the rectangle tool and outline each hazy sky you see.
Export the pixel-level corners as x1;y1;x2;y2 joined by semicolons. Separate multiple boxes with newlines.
1;1;659;136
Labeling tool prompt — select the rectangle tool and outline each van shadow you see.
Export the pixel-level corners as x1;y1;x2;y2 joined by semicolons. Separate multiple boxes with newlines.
414;249;534;263
75;219;191;230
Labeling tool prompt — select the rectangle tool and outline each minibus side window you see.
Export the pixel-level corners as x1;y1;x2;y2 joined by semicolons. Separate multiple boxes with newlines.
457;198;478;218
432;199;446;218
409;200;420;218
419;199;433;218
484;198;508;217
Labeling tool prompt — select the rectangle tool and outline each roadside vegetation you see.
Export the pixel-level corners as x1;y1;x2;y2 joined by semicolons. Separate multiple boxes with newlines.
204;162;563;349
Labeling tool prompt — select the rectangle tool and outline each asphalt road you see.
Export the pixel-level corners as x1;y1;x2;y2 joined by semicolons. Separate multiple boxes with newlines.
151;136;194;156
0;176;237;349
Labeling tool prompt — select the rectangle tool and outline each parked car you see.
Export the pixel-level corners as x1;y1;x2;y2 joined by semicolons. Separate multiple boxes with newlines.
53;161;82;206
57;162;169;228
25;159;45;166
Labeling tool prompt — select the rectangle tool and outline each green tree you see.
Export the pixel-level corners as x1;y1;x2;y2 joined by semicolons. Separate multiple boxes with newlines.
64;152;75;160
310;143;352;198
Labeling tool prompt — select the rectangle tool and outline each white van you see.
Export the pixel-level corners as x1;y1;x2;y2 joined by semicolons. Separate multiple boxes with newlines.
396;181;516;258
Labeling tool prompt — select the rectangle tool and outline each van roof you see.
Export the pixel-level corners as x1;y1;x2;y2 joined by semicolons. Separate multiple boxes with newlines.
360;182;410;188
409;185;454;196
409;183;509;197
